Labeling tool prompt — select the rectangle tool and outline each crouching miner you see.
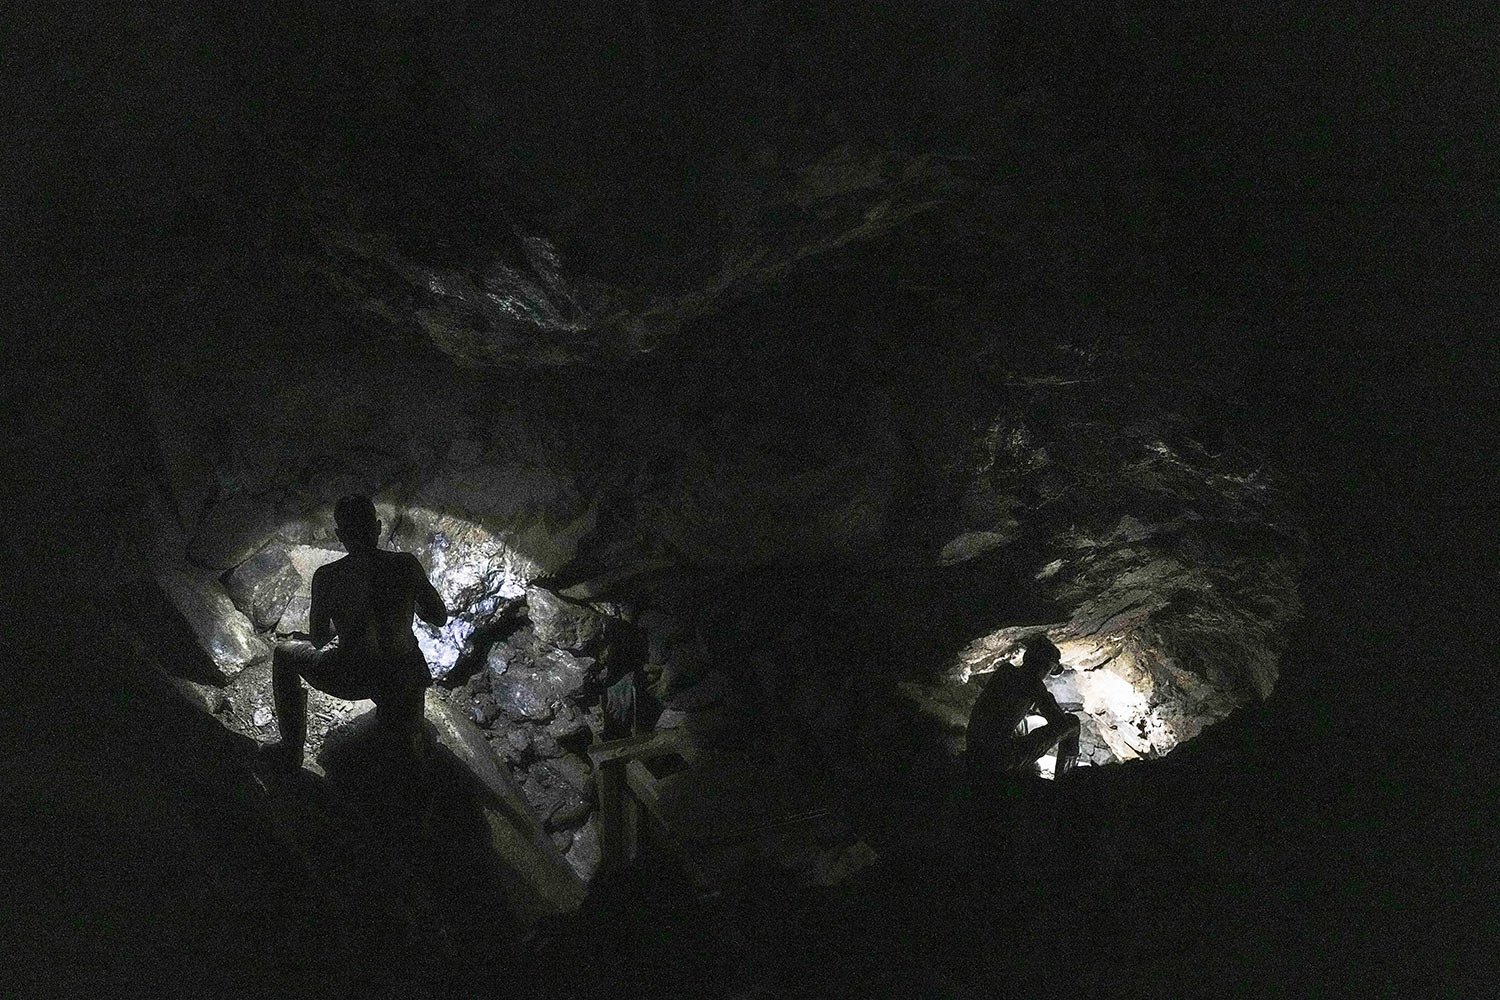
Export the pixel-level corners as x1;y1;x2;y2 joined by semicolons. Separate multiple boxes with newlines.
261;495;448;770
965;634;1080;783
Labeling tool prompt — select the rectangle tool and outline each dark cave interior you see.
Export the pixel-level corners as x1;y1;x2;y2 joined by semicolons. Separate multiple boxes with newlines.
6;6;1495;998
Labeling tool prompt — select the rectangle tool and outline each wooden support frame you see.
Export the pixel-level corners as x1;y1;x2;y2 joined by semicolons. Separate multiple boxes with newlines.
587;727;689;871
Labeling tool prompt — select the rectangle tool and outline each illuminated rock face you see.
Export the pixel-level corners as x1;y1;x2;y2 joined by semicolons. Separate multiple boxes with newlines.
154;568;270;680
222;547;299;631
947;434;1303;766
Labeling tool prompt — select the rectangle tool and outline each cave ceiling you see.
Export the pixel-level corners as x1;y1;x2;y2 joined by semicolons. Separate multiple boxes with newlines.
116;4;1291;374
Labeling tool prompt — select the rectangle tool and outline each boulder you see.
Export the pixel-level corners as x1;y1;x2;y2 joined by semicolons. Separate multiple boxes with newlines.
532;646;598;695
285;545;345;585
490;645;595;722
493;673;556;722
544;703;590;741
564;817;602;882
519;763;592;831
154;568;270;679
525;585;606;652
223;546;301;631
547;794;593;832
548;753;595;797
529;729;563;760
469;692;500;727
271;545;346;634
482;727;526;767
503;725;534;758
464;668;493;697
484;625;534;674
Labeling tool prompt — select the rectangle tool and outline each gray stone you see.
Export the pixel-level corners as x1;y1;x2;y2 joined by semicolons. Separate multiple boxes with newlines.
526;585;606;651
518;764;592;832
484;626;534;675
491;646;595;722
224;546;301;631
276;595;313;636
504;725;533;755
544;702;589;741
469;693;500;727
564;818;602;882
547;795;592;832
548;753;595;797
285;545;345;589
529;730;563;759
269;545;347;635
488;730;527;768
154;569;270;679
493;673;556;722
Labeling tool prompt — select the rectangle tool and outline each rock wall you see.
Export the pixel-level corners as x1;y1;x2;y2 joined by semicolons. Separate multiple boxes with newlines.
136;268;1303;856
938;422;1304;764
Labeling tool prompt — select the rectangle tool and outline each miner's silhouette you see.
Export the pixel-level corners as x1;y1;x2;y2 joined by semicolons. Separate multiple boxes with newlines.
965;634;1080;782
261;495;448;770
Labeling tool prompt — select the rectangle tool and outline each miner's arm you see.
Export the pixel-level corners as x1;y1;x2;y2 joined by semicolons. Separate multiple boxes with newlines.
409;553;448;627
308;566;335;648
1032;680;1078;731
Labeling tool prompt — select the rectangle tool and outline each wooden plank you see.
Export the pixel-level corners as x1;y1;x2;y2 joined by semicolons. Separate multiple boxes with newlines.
624;758;664;812
596;758;627;871
585;726;688;767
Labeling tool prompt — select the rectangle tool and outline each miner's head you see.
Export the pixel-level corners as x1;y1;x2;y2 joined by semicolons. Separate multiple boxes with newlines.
1020;634;1063;679
333;495;381;553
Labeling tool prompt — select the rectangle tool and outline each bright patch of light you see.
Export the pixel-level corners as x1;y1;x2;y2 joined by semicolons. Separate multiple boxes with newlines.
417;617;474;674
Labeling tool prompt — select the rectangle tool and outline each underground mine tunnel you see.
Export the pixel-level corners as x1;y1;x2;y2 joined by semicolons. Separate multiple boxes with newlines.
19;5;1486;998
128;213;1306;985
147;354;1302;885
